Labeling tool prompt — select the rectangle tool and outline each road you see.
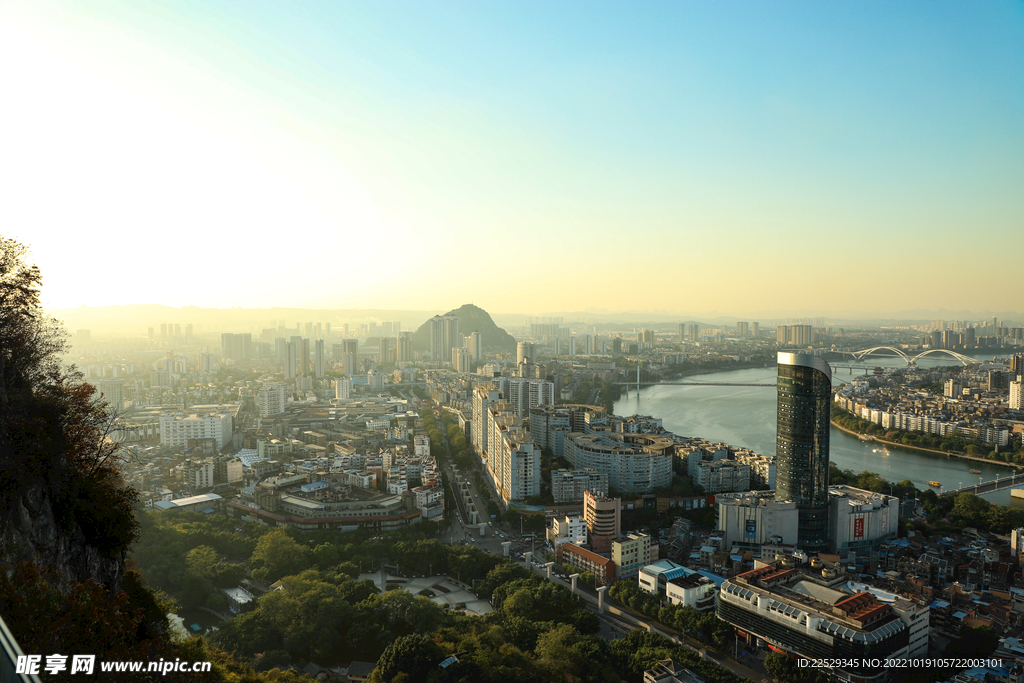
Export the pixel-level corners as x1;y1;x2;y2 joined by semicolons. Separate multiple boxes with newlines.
517;558;771;683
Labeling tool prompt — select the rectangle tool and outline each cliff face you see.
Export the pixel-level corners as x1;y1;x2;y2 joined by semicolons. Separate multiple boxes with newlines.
1;484;125;592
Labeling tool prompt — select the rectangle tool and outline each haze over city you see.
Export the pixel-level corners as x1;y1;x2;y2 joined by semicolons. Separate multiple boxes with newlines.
2;1;1022;319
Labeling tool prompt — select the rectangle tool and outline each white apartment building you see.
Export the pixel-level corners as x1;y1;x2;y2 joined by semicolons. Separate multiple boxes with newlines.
495;377;554;417
160;412;233;450
1011;379;1024;411
257;383;289;417
547;515;588;549
187;460;215;490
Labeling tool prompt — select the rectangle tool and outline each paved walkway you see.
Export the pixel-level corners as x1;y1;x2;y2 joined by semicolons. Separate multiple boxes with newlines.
358;572;493;615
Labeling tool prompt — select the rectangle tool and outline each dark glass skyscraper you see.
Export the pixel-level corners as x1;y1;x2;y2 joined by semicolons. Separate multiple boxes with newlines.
775;351;832;553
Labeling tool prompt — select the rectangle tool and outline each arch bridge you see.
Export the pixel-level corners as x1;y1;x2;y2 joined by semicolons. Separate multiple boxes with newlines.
848;346;978;366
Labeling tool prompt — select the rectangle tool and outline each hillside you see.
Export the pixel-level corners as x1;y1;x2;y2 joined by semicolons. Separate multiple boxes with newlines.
412;303;517;354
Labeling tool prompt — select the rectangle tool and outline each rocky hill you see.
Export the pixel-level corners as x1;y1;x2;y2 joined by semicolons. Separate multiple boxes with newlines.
412;303;517;354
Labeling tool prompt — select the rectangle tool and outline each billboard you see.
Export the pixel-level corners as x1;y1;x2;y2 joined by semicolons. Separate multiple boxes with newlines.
745;519;757;540
854;518;864;538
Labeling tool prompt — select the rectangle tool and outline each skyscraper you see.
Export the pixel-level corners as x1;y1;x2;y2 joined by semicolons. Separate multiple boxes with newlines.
775;351;831;554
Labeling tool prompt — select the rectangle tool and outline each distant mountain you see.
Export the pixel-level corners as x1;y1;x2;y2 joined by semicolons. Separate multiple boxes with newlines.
412;304;517;354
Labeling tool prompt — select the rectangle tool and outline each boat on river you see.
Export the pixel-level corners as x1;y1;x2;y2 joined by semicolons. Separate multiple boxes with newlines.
929;481;942;487
970;469;981;474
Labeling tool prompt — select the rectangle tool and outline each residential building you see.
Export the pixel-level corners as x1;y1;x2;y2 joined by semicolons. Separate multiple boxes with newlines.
613;533;652;579
563;432;673;493
159;411;233;450
547;515;588;549
550;468;609;503
257;383;288;417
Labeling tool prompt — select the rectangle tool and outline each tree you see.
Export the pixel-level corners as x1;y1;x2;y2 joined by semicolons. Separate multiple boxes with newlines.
374;633;444;682
250;529;311;583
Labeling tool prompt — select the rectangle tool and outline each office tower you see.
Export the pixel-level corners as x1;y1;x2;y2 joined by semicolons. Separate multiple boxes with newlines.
752;322;759;337
314;339;325;378
397;333;414;362
737;322;749;337
775;351;831;554
341;339;358;376
517;342;536;365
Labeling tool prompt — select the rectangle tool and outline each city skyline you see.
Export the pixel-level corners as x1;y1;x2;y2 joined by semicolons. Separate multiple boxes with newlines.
3;1;1022;316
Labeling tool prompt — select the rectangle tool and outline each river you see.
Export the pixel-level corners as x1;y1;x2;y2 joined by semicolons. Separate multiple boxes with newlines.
613;351;1022;506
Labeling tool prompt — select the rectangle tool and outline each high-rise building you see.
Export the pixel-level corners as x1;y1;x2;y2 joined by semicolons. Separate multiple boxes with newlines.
516;341;535;365
397;333;414;362
341;339;358;376
687;324;699;341
775;351;831;554
314;339;325;378
335;377;352;400
1011;380;1024;411
776;325;812;346
285;341;298;379
736;322;749;337
469;331;483;362
298;338;310;375
221;333;252;360
95;379;125;413
380;337;396;364
429;316;451;362
472;385;502;455
452;347;471;372
583;490;621;554
752;322;759;338
257;382;288;417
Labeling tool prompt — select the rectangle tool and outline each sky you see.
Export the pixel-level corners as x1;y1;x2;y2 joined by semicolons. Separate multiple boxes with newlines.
2;1;1022;318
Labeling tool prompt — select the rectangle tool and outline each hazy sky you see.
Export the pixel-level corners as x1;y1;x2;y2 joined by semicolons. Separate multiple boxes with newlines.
2;1;1022;317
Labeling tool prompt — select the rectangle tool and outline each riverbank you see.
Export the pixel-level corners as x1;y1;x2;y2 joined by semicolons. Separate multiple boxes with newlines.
830;420;1021;472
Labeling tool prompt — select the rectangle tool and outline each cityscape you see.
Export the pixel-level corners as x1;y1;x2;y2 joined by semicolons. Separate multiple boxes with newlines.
2;3;1024;683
